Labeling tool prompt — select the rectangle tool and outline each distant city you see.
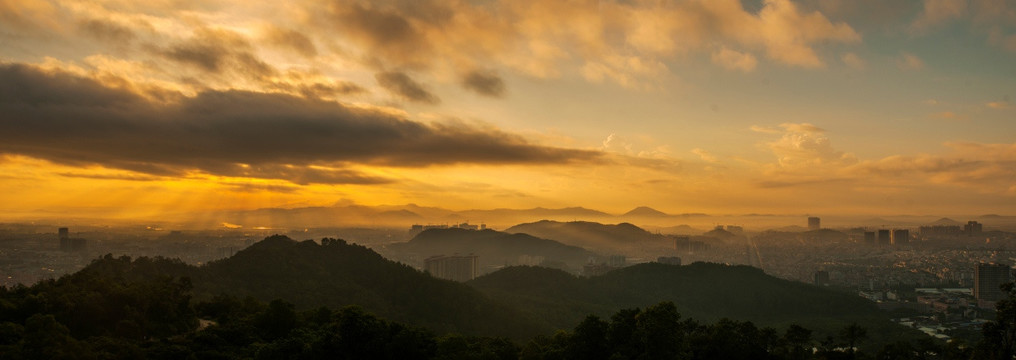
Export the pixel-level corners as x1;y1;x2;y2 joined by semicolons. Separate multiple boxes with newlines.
3;213;1016;343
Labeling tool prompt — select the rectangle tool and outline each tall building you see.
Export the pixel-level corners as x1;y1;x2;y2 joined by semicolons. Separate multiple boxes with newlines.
58;227;70;251
864;231;876;246
877;230;891;247
814;270;830;286
975;263;1011;302
425;254;478;282
673;236;690;251
965;221;983;236
808;217;821;230
891;229;910;246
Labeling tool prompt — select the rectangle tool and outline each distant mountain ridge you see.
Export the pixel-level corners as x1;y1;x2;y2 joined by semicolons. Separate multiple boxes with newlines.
186;203;1016;232
622;206;670;217
387;228;598;272
929;217;962;226
505;220;669;253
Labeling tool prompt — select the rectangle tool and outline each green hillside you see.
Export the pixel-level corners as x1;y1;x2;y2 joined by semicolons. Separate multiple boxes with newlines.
193;235;548;339
468;262;928;348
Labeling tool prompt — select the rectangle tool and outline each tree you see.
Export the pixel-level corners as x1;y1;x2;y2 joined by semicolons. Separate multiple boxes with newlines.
565;315;609;360
782;324;812;360
839;323;867;358
978;282;1016;360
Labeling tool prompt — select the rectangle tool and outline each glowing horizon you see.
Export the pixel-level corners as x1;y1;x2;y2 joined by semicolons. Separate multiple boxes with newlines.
1;0;1014;222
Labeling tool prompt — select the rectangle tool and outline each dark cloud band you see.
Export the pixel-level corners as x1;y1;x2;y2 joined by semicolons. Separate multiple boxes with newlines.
0;63;600;184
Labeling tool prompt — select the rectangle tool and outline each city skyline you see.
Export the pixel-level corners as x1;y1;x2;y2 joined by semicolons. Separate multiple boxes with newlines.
1;0;1014;222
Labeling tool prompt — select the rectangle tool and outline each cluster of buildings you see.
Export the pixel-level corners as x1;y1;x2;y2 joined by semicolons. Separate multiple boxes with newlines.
409;222;487;236
917;221;984;238
860;229;911;247
671;235;711;253
57;227;87;252
424;254;478;282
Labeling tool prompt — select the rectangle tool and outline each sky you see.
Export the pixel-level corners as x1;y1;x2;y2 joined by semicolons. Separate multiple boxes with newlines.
0;0;1014;221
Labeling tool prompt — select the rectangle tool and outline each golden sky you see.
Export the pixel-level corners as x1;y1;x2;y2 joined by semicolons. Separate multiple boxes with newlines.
0;0;1014;220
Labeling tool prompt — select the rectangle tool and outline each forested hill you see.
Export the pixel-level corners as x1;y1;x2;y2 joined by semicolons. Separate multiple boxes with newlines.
468;262;925;347
504;220;666;252
191;235;547;339
1;236;1010;358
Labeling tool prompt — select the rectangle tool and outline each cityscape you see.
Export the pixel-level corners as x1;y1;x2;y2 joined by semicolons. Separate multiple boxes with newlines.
4;212;1016;348
2;0;1015;358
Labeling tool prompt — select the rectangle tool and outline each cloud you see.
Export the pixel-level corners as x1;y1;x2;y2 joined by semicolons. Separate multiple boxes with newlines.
375;71;440;104
154;27;277;80
841;52;866;70
931;111;968;120
779;123;825;133
750;125;781;134
691;148;719;163
262;25;318;58
764;123;856;168
222;183;302;194
78;18;136;44
910;0;967;33
57;172;163;182
266;69;365;100
711;47;757;72
312;0;860;87
582;54;668;90
987;101;1011;109
895;52;925;71
329;2;431;68
461;70;506;97
0;63;601;184
845;142;1016;194
753;0;862;68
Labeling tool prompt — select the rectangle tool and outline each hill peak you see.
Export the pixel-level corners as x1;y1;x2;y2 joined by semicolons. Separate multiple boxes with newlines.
929;217;961;226
623;206;669;217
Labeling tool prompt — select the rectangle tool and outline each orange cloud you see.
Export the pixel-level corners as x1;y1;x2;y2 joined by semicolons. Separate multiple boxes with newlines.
712;47;757;72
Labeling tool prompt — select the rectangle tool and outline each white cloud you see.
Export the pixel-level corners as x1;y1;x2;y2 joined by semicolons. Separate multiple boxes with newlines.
763;123;856;169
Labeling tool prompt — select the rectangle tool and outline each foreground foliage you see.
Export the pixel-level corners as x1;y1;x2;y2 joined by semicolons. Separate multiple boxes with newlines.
1;237;1013;359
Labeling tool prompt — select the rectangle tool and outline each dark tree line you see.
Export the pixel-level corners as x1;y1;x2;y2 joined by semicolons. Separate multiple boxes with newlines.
1;248;1015;359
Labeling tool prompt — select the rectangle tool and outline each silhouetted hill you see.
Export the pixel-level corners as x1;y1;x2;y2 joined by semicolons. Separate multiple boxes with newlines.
703;227;739;240
652;224;702;235
469;262;923;345
192;235;548;339
929;217;962;226
505;220;666;253
622;206;669;217
767;225;809;232
388;228;597;272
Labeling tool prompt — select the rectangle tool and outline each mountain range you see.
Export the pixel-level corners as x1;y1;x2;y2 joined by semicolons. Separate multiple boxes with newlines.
385;228;598;272
505;220;670;253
